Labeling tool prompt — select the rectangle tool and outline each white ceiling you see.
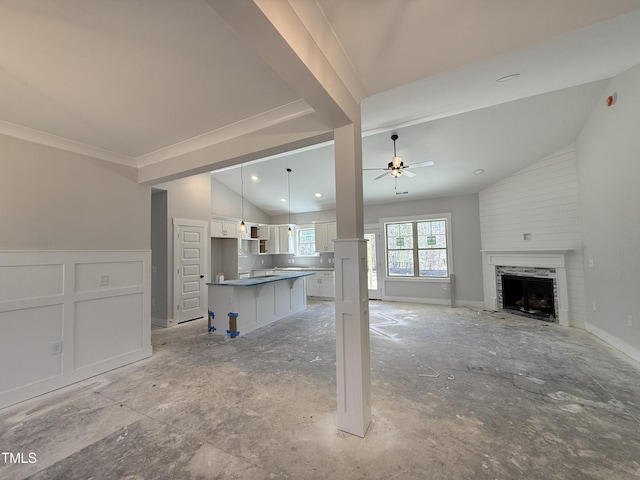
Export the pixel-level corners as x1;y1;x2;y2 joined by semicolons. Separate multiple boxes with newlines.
2;1;640;215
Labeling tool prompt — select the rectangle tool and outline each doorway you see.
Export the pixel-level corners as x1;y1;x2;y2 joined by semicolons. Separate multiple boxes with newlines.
151;189;168;327
364;227;382;299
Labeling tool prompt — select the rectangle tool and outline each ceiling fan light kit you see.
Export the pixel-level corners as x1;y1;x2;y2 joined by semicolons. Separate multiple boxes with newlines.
364;133;434;185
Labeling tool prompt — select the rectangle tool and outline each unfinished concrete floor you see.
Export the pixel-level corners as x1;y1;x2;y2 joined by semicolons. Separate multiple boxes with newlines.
2;301;640;479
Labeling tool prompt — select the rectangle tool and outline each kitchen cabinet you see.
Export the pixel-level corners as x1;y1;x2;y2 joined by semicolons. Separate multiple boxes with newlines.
242;224;268;240
207;272;311;336
266;225;294;254
211;218;238;238
252;269;275;277
314;222;337;252
239;223;254;240
265;225;280;254
211;236;239;281
256;225;270;239
279;226;295;254
306;270;335;298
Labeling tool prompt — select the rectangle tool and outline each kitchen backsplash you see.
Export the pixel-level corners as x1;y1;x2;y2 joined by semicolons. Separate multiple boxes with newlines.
273;252;334;268
238;251;334;273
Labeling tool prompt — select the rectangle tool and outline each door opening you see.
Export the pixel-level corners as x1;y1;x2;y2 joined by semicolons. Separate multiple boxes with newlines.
364;228;381;299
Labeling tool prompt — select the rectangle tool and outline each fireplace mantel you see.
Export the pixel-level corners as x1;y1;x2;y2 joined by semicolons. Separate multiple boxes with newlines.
483;248;572;326
481;248;574;255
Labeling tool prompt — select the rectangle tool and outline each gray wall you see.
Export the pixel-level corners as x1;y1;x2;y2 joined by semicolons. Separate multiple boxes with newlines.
576;64;640;359
271;209;337;225
154;173;212;322
211;176;270;224
151;189;168;321
364;194;484;305
0;134;150;250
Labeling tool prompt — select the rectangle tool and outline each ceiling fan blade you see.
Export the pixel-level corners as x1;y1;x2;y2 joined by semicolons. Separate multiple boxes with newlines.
373;171;390;180
405;160;434;168
403;170;417;178
363;167;389;171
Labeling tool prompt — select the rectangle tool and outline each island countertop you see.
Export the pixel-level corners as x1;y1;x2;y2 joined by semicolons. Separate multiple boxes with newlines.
207;271;315;287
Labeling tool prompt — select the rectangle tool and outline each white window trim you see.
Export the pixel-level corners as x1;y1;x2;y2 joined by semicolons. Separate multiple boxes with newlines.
296;224;319;257
379;212;453;282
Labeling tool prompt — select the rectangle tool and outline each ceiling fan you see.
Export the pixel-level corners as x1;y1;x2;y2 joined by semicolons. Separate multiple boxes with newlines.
364;133;434;180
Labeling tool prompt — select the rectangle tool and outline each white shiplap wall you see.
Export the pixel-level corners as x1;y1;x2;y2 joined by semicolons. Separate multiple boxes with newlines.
479;146;586;328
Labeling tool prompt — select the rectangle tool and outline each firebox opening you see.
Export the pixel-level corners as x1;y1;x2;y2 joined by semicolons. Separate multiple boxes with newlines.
502;275;555;321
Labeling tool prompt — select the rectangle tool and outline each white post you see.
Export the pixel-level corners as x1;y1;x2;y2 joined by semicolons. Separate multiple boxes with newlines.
333;120;371;437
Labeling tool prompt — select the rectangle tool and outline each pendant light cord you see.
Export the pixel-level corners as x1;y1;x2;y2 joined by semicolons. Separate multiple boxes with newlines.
241;163;244;221
287;168;292;225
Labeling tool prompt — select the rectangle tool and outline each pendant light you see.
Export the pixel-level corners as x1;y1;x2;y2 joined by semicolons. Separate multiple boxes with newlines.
239;163;246;233
286;168;292;236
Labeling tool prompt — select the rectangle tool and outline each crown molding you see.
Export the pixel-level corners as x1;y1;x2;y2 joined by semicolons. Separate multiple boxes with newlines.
0;120;135;166
135;99;314;168
0;100;315;170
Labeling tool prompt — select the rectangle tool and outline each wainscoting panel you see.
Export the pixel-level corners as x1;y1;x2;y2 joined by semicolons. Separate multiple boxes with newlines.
75;260;144;293
0;251;152;409
0;304;64;392
74;293;144;370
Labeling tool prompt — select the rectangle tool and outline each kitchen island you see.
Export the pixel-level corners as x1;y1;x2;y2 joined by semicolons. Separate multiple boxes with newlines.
207;272;315;335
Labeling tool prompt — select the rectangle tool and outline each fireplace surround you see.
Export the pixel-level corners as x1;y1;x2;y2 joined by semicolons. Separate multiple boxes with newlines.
499;269;557;321
483;249;572;326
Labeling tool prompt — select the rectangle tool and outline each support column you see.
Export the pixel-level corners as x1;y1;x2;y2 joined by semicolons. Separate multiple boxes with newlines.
334;119;371;437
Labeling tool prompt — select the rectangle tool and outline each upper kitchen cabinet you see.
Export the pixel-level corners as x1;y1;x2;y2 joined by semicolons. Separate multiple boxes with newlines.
256;225;269;240
265;225;280;254
211;218;238;238
264;225;295;254
279;225;295;254
239;222;255;240
314;222;336;253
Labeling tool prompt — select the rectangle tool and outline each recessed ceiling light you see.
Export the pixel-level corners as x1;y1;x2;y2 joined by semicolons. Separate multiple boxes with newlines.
280;198;287;203
496;73;520;83
473;169;485;175
250;175;258;181
314;193;322;198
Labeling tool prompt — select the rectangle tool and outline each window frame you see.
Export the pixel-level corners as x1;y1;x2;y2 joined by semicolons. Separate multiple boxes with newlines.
296;224;319;257
382;213;452;281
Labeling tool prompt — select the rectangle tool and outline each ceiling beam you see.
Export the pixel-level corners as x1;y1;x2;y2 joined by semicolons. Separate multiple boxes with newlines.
207;0;361;129
138;113;333;185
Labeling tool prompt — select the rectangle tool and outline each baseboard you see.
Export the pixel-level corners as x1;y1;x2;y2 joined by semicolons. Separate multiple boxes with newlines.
381;295;485;308
152;317;177;328
585;322;640;364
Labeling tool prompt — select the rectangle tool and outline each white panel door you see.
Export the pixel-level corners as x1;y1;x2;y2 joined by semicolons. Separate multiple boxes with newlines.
174;218;207;323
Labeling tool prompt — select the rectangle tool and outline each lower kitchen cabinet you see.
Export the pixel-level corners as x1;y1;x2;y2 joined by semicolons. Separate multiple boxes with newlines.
306;270;335;298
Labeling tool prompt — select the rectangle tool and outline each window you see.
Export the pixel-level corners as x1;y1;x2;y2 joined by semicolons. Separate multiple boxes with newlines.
385;218;449;278
297;226;317;256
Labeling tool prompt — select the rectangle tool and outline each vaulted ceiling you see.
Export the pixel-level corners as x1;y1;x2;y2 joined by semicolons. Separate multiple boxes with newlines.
2;1;640;214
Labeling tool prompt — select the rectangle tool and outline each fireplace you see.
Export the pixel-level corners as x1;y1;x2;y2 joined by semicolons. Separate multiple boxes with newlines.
482;249;572;327
501;274;555;320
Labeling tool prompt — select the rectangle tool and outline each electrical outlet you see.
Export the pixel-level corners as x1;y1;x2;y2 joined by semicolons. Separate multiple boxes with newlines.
99;275;109;286
628;315;633;327
152;265;157;273
51;341;63;355
588;258;594;268
442;284;447;290
592;301;597;312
